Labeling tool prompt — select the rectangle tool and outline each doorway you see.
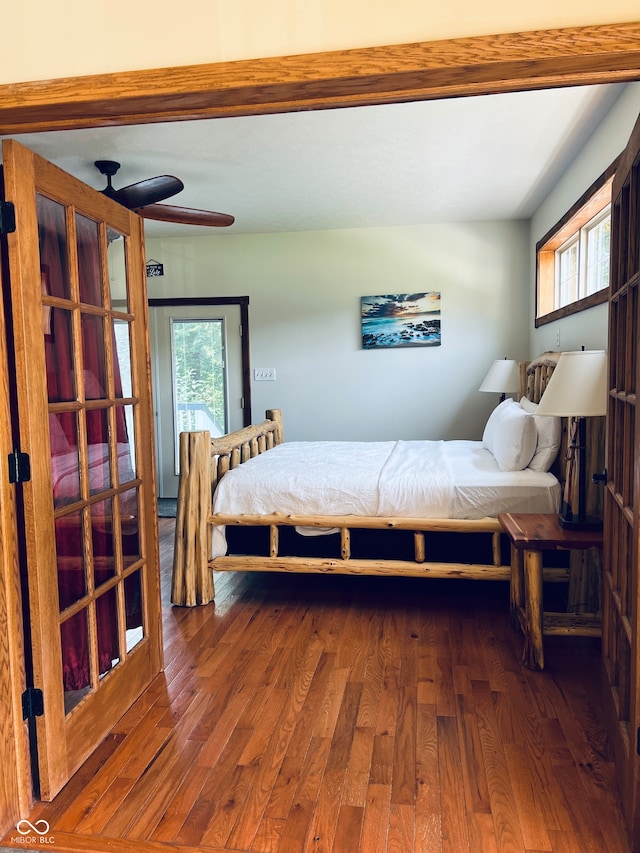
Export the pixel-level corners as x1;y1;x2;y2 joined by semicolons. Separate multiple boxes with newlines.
0;22;637;841
149;298;251;498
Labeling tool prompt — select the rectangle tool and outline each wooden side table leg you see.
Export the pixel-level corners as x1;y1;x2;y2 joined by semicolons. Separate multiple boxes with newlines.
523;549;544;670
510;544;524;632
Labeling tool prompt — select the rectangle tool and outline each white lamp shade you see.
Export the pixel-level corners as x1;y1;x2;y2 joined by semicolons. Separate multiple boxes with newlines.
536;350;608;417
479;359;520;394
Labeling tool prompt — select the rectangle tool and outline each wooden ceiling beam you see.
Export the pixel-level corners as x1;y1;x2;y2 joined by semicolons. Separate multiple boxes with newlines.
0;22;639;134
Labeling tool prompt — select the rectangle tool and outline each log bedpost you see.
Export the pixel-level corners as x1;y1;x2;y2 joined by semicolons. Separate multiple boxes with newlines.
266;409;284;445
171;430;215;606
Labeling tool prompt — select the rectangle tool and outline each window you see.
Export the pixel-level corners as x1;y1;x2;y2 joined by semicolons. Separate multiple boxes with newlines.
536;163;616;326
555;205;611;307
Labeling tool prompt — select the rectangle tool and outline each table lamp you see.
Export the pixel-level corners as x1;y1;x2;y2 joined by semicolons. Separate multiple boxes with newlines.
536;349;607;529
479;358;520;402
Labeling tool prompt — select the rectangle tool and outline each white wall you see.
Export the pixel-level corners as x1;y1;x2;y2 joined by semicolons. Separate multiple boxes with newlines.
146;220;529;441
2;3;639;84
529;82;640;357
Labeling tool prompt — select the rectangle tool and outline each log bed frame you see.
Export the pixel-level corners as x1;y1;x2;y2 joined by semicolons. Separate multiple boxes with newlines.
171;354;565;605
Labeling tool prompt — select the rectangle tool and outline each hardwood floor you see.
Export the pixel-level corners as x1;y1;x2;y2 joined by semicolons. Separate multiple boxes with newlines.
2;518;631;852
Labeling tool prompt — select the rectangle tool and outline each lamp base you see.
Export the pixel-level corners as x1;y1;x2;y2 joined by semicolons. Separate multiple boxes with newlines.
559;513;603;531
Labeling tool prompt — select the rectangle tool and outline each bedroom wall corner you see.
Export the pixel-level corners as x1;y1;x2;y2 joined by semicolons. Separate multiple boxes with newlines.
145;218;529;442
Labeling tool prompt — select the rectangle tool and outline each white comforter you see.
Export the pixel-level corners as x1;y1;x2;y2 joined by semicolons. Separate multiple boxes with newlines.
210;440;560;556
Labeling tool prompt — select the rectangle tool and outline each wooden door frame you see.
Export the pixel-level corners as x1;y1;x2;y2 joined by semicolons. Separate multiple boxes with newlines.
0;22;640;133
0;220;33;829
1;19;640;836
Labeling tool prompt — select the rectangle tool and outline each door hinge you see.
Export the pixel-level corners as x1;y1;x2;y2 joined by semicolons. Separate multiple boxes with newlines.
22;687;44;720
0;201;16;234
8;450;31;484
637;726;640;756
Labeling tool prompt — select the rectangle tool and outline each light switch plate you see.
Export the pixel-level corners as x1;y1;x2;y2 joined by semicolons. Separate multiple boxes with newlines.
254;367;276;381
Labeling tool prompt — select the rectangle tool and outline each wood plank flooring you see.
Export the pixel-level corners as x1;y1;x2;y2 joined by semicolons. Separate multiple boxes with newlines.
2;518;631;852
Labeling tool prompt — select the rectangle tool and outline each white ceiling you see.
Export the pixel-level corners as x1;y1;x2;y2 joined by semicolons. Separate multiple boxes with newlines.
1;83;626;238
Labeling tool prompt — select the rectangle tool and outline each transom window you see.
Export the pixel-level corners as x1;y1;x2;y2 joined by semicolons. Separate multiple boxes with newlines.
556;205;610;307
536;166;615;326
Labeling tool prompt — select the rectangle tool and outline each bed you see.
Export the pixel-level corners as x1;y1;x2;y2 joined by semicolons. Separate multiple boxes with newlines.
171;354;570;605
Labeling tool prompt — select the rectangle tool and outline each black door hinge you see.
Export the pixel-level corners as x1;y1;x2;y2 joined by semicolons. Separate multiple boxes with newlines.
0;201;16;234
22;687;44;720
637;726;640;756
8;450;30;484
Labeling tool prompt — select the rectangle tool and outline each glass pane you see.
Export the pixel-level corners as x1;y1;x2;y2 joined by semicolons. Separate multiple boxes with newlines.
172;319;226;472
64;683;90;715
107;234;128;310
113;320;133;399
586;214;611;295
86;408;111;495
62;608;91;712
42;284;53;339
55;511;86;609
558;242;578;307
116;405;136;485
119;488;140;566
125;570;144;647
96;587;120;679
50;412;81;508
45;308;76;403
76;213;103;306
81;313;107;399
37;194;71;300
92;499;116;585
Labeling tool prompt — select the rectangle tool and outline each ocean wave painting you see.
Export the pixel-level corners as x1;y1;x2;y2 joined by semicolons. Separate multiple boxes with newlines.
361;292;441;349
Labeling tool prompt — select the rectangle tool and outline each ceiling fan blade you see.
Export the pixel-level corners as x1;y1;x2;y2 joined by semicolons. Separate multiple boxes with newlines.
136;203;235;227
113;175;184;208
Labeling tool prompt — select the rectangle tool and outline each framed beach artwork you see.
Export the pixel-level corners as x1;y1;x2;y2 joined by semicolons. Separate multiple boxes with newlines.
361;292;441;349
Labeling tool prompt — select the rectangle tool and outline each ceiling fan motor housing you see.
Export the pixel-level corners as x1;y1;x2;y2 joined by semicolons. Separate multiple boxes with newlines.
94;160;121;177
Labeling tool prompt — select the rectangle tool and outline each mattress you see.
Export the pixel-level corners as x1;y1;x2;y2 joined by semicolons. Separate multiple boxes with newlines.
210;439;561;557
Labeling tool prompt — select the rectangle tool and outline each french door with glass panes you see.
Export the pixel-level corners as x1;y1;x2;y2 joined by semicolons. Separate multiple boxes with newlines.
2;139;162;800
603;110;640;850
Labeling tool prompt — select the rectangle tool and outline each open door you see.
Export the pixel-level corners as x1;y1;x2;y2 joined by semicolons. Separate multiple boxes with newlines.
603;111;640;850
2;139;162;800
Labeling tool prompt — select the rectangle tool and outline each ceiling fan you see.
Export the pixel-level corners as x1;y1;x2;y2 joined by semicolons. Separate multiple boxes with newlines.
94;160;235;227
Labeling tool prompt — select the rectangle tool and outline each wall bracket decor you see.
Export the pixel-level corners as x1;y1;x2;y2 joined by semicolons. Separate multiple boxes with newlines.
146;259;164;277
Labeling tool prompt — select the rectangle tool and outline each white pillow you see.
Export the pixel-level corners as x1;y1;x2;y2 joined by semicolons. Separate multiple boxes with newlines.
482;399;537;471
482;398;513;450
519;396;562;472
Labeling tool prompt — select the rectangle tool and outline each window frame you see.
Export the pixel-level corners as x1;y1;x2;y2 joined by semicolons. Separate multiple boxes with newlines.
535;157;618;327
